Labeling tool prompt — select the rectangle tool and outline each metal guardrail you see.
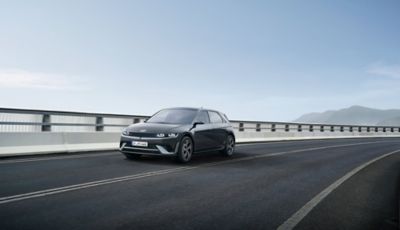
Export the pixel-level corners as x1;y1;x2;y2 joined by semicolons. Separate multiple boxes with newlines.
230;120;400;133
0;108;148;132
1;107;400;133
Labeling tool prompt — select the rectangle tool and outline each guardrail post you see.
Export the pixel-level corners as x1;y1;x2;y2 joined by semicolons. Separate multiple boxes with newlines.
271;124;276;132
239;123;244;132
41;114;51;132
297;125;302;132
309;125;314;132
133;118;140;124
96;117;104;132
320;125;324;132
256;123;261;132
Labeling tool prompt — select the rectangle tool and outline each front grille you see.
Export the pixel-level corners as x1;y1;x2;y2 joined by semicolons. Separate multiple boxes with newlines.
128;132;156;138
122;146;160;154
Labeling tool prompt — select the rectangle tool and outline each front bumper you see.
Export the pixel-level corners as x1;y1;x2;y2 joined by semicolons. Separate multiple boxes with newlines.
119;135;180;155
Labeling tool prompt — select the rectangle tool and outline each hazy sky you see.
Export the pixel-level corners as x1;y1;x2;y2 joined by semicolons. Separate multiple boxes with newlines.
0;0;399;121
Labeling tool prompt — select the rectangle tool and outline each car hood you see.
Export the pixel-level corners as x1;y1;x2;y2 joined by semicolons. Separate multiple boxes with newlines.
127;123;190;133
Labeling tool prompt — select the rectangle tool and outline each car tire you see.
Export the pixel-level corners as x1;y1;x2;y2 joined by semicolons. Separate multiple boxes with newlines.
176;136;193;163
221;135;235;156
124;153;142;160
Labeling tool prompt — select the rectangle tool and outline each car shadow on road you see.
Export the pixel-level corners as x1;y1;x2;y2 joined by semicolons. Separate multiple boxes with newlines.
125;150;251;166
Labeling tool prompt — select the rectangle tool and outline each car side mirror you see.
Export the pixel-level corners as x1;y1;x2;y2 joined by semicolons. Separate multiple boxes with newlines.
193;121;204;128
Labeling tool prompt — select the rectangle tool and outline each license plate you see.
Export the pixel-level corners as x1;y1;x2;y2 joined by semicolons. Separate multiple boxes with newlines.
132;141;148;147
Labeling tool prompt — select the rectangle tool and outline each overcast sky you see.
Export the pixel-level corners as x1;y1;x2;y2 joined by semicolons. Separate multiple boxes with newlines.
0;0;399;121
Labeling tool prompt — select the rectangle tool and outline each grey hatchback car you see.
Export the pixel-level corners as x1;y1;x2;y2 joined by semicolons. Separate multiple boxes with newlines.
119;107;235;163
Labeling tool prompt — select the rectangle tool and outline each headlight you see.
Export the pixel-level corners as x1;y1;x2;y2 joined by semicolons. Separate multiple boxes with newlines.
122;128;129;135
156;133;178;138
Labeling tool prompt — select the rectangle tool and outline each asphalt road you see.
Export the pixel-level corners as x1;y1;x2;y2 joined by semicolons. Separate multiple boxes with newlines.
0;138;399;230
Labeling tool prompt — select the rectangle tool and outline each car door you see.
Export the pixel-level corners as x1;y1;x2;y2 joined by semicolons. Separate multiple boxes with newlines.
207;110;226;149
192;110;214;151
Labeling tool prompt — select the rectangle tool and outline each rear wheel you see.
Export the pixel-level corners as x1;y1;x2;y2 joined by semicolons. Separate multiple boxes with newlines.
221;135;235;156
176;136;193;163
124;153;142;160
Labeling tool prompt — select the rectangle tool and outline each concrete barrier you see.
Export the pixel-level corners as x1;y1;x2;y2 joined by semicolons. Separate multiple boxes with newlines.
0;132;120;157
234;130;400;142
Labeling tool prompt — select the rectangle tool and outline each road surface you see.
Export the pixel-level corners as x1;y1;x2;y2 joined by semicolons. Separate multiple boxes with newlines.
0;138;399;229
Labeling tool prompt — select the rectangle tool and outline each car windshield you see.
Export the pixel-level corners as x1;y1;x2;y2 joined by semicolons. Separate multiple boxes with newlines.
146;109;198;124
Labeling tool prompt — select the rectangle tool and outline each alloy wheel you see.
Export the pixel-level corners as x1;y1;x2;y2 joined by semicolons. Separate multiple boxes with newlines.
226;136;235;155
181;138;193;161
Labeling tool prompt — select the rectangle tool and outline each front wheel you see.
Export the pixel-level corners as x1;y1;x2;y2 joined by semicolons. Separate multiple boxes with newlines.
221;135;235;156
176;136;193;163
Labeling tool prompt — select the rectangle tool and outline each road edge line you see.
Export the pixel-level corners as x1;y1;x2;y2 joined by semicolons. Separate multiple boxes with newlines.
277;148;400;230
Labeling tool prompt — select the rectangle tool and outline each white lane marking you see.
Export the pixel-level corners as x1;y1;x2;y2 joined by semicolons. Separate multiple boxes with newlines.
277;148;400;230
0;141;289;164
0;152;118;164
1;138;392;164
0;166;194;204
0;141;294;164
0;140;396;205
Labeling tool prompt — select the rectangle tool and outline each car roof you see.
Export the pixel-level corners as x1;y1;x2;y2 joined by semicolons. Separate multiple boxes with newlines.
163;107;221;113
162;107;200;111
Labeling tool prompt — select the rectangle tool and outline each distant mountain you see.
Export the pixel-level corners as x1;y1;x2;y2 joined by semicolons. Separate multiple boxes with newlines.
294;105;400;126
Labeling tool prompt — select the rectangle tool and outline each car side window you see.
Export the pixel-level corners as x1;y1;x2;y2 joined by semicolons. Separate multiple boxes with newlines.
208;111;223;124
195;111;210;124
